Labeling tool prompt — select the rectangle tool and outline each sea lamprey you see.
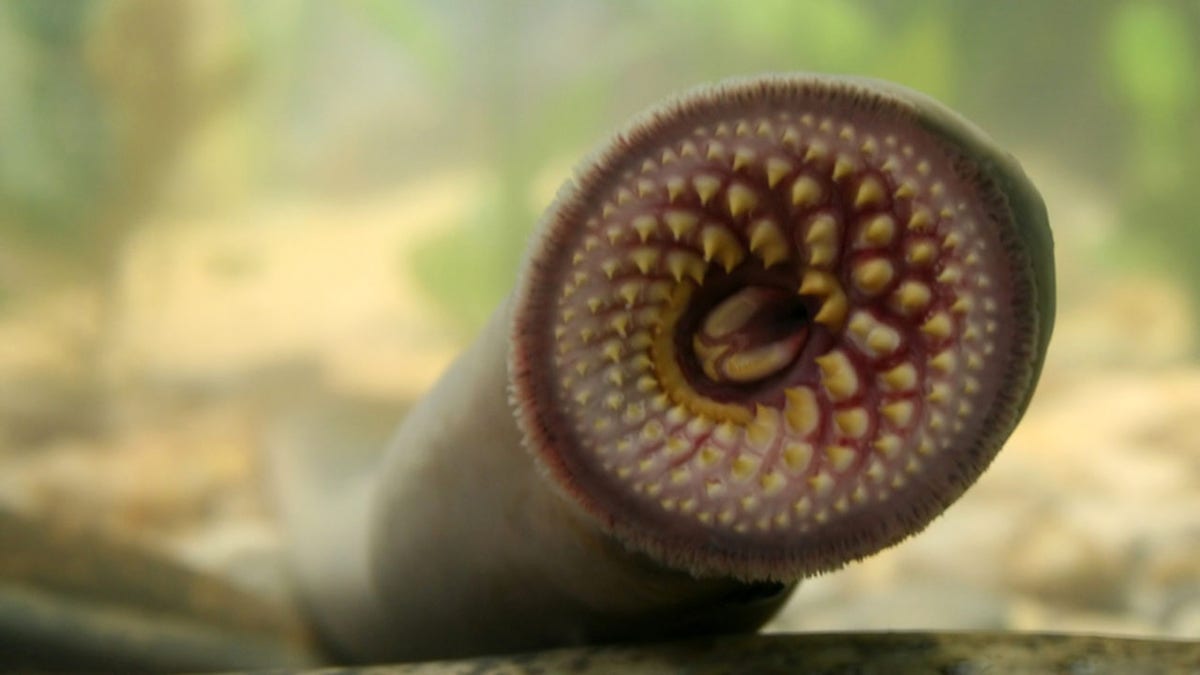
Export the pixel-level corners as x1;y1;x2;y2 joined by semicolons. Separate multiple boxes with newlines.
281;74;1055;663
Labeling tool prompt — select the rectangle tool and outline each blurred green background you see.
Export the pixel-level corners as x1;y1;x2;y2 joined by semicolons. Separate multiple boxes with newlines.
0;0;1197;643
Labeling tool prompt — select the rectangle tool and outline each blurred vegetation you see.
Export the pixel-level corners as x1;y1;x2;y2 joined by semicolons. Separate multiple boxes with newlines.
0;0;1197;344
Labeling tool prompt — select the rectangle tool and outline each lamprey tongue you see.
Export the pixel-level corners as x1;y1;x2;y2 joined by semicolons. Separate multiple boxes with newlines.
510;75;1053;581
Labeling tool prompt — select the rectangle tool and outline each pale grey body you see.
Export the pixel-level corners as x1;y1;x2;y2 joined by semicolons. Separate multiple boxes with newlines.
278;305;788;662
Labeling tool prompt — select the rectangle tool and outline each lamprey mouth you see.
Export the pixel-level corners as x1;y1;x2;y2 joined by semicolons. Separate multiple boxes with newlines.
510;75;1053;581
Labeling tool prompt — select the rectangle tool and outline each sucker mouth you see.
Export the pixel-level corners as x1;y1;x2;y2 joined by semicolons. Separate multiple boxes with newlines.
510;75;1050;580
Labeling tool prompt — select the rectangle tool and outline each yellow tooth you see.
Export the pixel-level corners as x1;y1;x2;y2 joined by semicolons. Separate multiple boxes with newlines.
693;174;722;205
921;312;954;339
967;352;984;370
906;240;937;266
670;466;692;486
587;297;604;314
735;120;753;136
804;140;828;162
679;140;699;158
881;362;917;391
610;314;630;337
640;158;657;174
630;248;659;274
616;187;635;205
805;213;837;244
938;265;963;284
746;405;779;450
766;157;793;188
623;402;647;424
700;225;745;273
816;350;859;401
663;209;699;239
572;251;585;265
799;269;834;296
928;382;951;404
865;324;901;356
908;207;934;230
784;387;820;435
732;147;756;172
756;120;774;137
813;291;848;329
791;175;823;208
853;259;895;295
861;137;878;155
666;250;705;284
848;310;874;339
783;441;813;471
929;349;957;373
604;392;623;410
631;214;657;242
727;183;757;217
781;126;801;149
854;176;885;209
826;445;856;472
894;180;918;199
859;214;896;247
706;140;728;161
748;218;790;267
893;280;932;314
793;497;812;515
809;471;835;497
636;178;656;197
715;122;731;136
641;419;664;441
636;375;657;393
882;400;915;426
832;155;856;181
601;258;621;279
835;408;869;439
839;124;855;140
661;148;679;164
943;232;963;250
617;282;641;307
809;243;836;267
952;296;973;314
666;176;686;202
866;459;886;482
731;454;761;481
760;471;786;496
696;444;722;467
873;433;902;458
964;376;980;394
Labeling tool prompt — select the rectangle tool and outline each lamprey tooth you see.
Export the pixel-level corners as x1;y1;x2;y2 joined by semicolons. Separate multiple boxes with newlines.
791;175;823;208
693;174;722;205
748;217;790;267
494;73;1053;614
726;182;758;218
765;157;794;188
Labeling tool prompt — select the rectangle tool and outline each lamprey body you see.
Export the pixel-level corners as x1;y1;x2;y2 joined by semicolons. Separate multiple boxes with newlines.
283;74;1054;662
